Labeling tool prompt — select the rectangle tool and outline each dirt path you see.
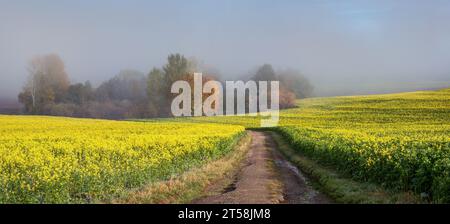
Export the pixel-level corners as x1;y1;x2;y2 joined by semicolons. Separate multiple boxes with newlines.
194;131;331;204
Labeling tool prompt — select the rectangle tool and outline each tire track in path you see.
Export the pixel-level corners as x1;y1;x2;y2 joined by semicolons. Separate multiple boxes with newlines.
194;131;332;204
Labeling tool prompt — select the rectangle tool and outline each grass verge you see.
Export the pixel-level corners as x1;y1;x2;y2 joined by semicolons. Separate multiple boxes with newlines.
270;131;423;204
109;132;252;204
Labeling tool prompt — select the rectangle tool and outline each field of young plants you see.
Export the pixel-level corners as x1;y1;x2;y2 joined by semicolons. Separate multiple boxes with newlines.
189;88;450;202
0;116;244;203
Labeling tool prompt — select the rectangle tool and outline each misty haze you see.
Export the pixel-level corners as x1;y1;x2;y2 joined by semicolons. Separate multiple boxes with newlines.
1;1;449;101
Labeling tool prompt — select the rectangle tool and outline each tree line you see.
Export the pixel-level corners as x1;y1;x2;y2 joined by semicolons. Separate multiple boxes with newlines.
18;53;313;119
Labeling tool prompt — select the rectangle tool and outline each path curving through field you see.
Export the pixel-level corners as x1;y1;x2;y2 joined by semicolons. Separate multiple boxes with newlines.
194;131;332;204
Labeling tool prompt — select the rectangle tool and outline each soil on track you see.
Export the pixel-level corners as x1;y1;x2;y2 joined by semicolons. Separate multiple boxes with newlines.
194;131;332;204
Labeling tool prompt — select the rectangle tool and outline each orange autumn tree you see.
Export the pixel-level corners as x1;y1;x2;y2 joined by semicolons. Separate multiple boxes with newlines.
181;73;221;116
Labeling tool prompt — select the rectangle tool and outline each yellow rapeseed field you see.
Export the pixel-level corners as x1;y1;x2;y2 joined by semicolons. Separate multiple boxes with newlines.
2;88;449;203
0;116;244;203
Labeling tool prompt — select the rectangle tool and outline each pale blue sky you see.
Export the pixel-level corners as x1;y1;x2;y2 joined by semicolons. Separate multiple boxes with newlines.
1;0;449;97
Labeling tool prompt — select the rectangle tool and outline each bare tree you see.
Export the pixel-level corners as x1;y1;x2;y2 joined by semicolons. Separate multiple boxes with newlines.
18;54;70;113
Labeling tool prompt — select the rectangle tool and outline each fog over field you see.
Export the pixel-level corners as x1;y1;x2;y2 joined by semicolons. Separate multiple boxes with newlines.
1;0;449;99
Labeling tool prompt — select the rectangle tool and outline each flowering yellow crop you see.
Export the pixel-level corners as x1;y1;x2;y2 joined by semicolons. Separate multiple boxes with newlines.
0;116;244;203
278;89;450;202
